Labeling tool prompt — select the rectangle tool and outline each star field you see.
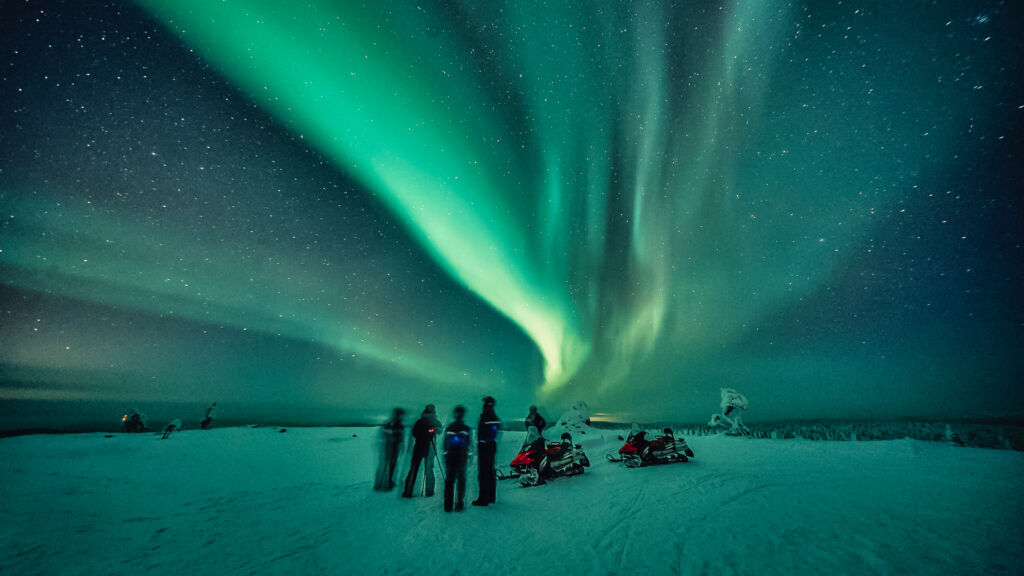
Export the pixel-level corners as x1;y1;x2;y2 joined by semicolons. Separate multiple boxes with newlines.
1;0;1021;428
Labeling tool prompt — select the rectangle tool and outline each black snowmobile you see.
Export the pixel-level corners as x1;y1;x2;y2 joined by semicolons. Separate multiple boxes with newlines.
607;428;693;468
498;432;590;486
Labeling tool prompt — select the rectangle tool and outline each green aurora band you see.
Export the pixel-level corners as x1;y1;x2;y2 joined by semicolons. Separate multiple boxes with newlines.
128;0;971;408
1;193;462;384
8;0;1014;423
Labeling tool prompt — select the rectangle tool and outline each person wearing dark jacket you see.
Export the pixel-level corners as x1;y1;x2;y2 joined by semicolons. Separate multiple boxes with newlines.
524;405;546;434
402;404;441;498
472;396;501;506
442;405;471;512
374;408;405;491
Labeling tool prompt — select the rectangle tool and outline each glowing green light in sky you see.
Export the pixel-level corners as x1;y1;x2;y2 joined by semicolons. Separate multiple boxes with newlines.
129;0;962;406
135;0;600;387
0;193;463;385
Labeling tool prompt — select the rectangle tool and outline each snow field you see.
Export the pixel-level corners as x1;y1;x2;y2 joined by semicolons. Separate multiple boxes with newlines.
1;427;1022;575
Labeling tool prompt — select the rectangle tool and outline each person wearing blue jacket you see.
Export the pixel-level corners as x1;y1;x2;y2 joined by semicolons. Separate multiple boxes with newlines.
442;405;471;512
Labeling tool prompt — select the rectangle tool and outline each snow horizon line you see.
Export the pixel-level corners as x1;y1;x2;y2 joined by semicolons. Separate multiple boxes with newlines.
4;416;1023;441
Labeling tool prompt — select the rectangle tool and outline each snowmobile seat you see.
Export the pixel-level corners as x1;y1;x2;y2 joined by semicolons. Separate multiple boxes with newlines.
546;443;566;457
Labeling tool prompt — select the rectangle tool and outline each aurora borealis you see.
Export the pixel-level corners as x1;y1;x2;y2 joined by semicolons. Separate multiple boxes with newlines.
1;0;1021;429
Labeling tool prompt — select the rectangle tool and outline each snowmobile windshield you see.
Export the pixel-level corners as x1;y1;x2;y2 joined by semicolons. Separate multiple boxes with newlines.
627;430;646;443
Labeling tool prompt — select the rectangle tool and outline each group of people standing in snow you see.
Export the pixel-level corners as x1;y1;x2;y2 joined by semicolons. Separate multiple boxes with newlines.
374;396;512;512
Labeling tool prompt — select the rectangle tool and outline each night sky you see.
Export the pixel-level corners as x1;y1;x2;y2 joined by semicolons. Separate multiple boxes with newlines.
1;0;1021;430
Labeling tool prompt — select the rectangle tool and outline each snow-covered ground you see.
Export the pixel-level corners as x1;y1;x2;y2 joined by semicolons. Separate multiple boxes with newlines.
2;426;1022;575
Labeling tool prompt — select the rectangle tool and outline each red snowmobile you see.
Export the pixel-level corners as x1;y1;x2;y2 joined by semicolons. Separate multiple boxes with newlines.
499;432;590;486
608;428;694;468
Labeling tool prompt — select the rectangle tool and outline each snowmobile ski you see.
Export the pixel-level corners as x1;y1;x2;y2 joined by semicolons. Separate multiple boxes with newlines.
495;468;520;481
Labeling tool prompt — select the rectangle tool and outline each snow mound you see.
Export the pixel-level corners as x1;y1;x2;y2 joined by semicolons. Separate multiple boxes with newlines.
549;400;592;439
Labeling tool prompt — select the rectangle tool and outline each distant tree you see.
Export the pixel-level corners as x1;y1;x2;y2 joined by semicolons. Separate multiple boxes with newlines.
708;388;750;436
